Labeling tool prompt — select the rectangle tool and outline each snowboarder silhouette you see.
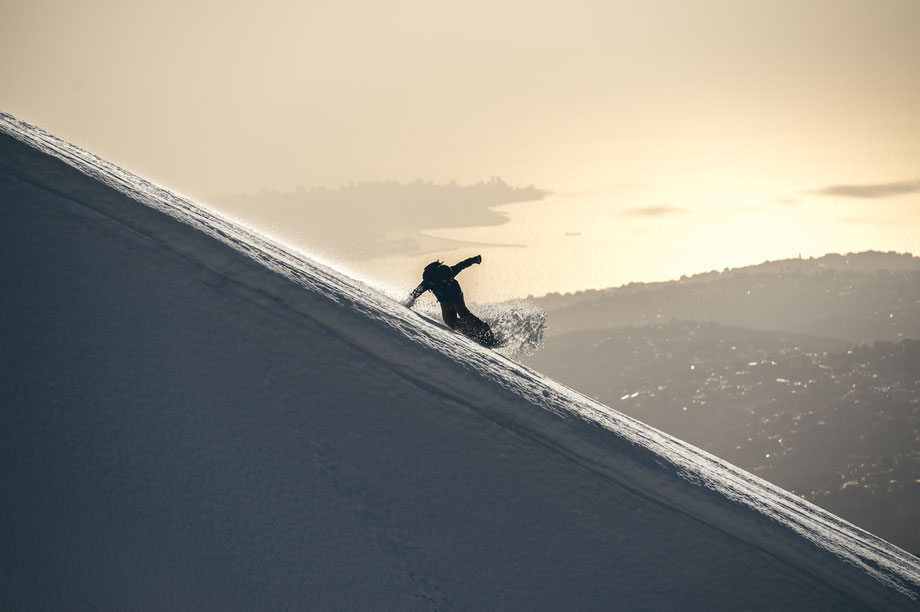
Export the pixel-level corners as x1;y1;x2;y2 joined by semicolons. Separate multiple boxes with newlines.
405;255;497;347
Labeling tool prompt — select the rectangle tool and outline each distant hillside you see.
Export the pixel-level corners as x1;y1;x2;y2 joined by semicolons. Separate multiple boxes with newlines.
536;252;920;344
523;322;920;555
525;254;920;556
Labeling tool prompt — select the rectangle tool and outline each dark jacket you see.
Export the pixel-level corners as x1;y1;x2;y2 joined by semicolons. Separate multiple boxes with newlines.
409;256;479;304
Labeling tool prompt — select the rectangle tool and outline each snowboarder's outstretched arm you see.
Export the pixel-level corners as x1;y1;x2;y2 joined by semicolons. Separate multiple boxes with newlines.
451;254;482;276
404;282;428;308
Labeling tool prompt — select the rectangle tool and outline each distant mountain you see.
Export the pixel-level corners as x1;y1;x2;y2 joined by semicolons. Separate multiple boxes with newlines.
536;252;920;344
525;253;920;556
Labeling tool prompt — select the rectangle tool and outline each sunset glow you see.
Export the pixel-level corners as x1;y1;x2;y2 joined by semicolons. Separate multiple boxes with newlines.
3;0;917;300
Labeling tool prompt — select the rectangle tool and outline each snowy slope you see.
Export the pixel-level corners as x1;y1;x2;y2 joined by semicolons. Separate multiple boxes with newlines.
1;111;918;611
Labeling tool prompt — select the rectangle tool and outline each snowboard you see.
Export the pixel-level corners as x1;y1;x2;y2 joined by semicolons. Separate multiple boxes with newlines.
479;336;508;350
464;328;506;350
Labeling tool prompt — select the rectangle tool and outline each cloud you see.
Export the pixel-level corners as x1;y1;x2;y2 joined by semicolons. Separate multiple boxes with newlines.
810;180;920;199
623;205;686;218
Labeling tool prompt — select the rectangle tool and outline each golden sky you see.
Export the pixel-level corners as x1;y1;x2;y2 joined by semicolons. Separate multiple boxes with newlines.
3;0;919;298
3;0;917;194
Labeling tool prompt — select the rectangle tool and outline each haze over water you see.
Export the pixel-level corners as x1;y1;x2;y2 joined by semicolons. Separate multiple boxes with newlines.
3;0;918;304
361;128;920;302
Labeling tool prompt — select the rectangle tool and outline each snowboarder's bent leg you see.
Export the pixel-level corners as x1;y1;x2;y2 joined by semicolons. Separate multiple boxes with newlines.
440;302;460;329
455;303;495;346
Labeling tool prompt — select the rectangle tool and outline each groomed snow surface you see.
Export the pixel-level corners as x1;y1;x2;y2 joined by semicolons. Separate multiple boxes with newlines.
2;112;919;611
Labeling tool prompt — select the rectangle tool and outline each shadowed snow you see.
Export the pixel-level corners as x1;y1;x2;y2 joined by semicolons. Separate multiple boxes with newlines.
2;112;918;610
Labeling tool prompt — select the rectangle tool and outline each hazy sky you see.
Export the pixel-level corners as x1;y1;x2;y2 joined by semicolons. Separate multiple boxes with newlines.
3;0;919;299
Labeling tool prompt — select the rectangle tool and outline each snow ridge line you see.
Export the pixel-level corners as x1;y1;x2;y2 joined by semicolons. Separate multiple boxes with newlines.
2;111;919;609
